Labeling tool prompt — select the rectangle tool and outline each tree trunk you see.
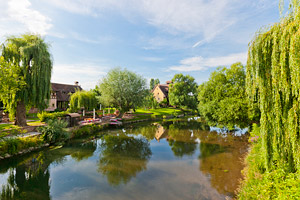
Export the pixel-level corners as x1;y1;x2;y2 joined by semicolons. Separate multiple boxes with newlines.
15;101;27;126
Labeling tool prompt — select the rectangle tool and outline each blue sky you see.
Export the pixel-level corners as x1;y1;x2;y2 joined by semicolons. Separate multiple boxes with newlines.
0;0;283;89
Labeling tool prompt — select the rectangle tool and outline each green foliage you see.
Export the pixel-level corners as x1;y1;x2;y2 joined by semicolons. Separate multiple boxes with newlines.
246;3;300;172
37;111;68;122
198;63;249;129
239;2;300;199
69;90;97;112
71;124;109;138
1;34;52;121
0;136;43;156
143;91;159;109
154;78;160;86
38;119;68;143
0;57;25;119
97;68;148;113
238;125;300;199
150;78;155;90
159;98;168;108
169;74;198;110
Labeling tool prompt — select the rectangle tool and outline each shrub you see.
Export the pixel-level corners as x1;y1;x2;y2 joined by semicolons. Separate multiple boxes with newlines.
71;124;109;138
0;136;43;156
37;111;69;122
38;119;68;143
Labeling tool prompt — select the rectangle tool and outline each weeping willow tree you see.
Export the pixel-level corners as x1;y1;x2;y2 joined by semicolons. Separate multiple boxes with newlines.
247;0;300;172
1;34;52;126
69;90;97;112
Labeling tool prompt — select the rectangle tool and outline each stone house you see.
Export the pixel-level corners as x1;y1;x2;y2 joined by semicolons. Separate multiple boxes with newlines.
152;81;171;103
45;82;82;111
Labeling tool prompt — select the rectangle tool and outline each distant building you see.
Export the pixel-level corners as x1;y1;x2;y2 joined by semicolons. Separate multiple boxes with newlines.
46;82;82;111
152;81;171;103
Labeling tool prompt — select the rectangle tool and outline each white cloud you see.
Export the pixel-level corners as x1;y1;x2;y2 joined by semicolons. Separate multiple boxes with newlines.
51;63;108;90
45;0;238;43
169;52;247;72
0;0;52;39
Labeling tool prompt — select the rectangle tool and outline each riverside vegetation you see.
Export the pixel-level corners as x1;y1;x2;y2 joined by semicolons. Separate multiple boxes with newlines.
238;1;300;199
0;1;300;199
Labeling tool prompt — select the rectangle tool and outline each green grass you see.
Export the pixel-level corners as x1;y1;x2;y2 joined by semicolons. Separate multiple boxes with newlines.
135;108;183;115
0;124;17;131
238;124;300;199
123;108;185;122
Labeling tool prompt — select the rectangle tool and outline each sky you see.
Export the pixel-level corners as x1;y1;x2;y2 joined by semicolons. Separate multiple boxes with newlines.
0;0;284;90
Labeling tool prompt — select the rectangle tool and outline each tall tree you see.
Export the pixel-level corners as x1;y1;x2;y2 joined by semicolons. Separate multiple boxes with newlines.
169;74;198;110
247;0;300;172
154;78;160;86
0;57;25;118
1;34;53;126
150;78;155;90
69;90;97;112
97;68;147;116
198;63;249;129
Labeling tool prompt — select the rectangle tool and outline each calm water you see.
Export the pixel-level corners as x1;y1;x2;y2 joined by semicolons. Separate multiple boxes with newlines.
0;119;249;200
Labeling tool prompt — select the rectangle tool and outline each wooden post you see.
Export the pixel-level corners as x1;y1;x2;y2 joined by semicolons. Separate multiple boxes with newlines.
93;109;95;120
83;110;85;117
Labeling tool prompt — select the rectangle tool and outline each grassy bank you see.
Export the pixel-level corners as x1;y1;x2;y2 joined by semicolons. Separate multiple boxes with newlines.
0;122;110;160
238;125;300;199
125;108;193;122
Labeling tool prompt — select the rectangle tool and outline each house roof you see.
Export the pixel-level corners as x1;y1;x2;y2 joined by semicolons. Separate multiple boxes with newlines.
51;83;82;102
152;84;169;97
158;84;169;97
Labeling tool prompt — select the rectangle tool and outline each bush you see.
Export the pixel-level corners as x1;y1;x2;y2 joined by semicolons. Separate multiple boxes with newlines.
38;119;68;143
0;136;43;156
37;111;69;122
71;124;109;138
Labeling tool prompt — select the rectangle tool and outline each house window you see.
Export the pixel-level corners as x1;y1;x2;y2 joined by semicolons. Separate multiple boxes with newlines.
52;103;55;107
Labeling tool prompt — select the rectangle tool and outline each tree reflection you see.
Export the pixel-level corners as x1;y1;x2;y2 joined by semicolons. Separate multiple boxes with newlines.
167;124;198;157
0;152;50;200
67;141;97;161
197;131;249;197
0;140;97;199
199;143;225;159
98;135;152;186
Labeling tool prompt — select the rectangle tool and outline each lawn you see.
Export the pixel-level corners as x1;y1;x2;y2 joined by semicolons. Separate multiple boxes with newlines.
134;108;183;116
122;108;185;122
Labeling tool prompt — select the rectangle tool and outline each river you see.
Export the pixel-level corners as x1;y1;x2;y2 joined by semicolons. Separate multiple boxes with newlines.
0;119;249;200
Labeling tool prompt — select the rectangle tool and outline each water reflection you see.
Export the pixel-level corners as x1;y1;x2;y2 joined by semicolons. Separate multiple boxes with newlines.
196;130;249;197
0;119;248;200
167;125;198;157
0;152;51;200
98;134;152;186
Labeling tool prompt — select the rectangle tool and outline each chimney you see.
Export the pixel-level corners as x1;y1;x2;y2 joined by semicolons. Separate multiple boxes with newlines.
74;81;79;86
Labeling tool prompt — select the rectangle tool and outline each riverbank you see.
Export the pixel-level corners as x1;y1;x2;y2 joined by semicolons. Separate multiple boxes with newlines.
237;126;300;199
0;108;194;161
